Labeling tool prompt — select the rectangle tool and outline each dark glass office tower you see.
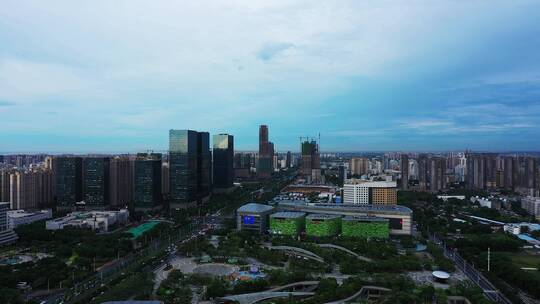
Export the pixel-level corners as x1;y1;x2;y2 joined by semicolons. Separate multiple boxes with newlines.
109;156;133;207
170;130;198;204
213;134;234;188
83;157;110;208
169;130;211;206
198;132;212;196
54;156;83;208
133;153;162;209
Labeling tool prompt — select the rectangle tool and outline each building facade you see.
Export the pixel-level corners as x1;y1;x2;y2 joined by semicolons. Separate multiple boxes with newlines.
82;157;110;209
133;153;162;209
401;154;409;190
300;140;321;183
213;134;234;189
109;156;133;207
54;156;83;209
343;180;397;204
257;125;274;179
0;202;18;246
350;158;369;176
9;167;53;210
169;130;211;206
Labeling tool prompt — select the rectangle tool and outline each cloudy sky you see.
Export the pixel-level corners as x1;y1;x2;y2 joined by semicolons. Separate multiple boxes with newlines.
1;1;540;152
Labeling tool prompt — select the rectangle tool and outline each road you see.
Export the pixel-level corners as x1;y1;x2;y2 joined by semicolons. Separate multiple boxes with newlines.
430;234;512;304
43;219;207;304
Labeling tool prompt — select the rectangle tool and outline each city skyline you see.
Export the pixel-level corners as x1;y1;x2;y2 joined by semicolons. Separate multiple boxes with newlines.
1;1;540;152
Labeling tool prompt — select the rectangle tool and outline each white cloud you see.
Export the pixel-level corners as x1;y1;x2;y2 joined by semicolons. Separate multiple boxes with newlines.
0;58;92;102
0;0;539;150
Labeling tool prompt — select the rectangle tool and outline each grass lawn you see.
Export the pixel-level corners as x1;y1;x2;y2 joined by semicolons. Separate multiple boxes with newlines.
504;252;540;269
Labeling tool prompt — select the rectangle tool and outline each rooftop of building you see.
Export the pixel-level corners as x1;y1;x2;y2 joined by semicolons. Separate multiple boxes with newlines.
270;211;306;219
7;209;51;218
273;199;309;205
277;201;413;215
344;180;397;188
306;213;341;220
47;209;128;222
237;203;274;213
343;215;388;222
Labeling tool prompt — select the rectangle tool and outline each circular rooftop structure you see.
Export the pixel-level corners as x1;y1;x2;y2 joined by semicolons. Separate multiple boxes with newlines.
432;271;450;282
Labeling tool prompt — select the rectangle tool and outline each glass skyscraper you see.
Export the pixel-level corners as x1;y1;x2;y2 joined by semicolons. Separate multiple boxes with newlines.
82;157;110;208
169;129;211;206
54;156;83;208
133;153;162;209
213;134;234;188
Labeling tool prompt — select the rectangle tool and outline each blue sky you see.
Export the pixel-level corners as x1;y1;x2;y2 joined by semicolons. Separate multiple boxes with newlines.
1;1;540;153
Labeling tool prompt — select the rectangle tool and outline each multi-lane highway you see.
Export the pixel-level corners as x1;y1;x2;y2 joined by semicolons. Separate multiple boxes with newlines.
430;234;512;304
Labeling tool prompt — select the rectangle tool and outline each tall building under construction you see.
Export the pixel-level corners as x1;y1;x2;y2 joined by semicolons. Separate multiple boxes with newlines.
257;125;274;179
300;138;321;183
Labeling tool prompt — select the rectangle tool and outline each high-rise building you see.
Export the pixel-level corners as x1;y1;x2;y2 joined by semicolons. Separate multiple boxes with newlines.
338;165;346;185
465;153;497;190
161;161;170;195
82;157;110;209
109;156;133;207
9;167;53;210
234;152;252;179
502;156;517;189
234;153;252;169
133;153;162;209
197;132;212;197
350;158;369;176
524;157;537;190
485;155;498;189
286;151;292;168
417;154;428;191
213;134;234;189
0;169;13;202
257;125;274;179
401;154;409;190
169;130;211;206
300;140;321;183
0;202;18;246
428;157;446;192
54;156;83;209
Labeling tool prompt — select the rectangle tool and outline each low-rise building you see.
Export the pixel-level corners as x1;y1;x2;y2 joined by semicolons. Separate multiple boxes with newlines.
277;201;412;235
305;214;341;237
342;216;389;238
343;180;397;205
236;203;274;233
521;196;540;220
437;195;466;201
45;209;129;232
470;196;492;208
0;202;18;246
269;212;306;236
7;209;52;229
503;222;540;235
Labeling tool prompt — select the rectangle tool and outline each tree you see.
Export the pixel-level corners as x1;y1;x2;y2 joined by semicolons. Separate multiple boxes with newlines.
206;278;227;299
